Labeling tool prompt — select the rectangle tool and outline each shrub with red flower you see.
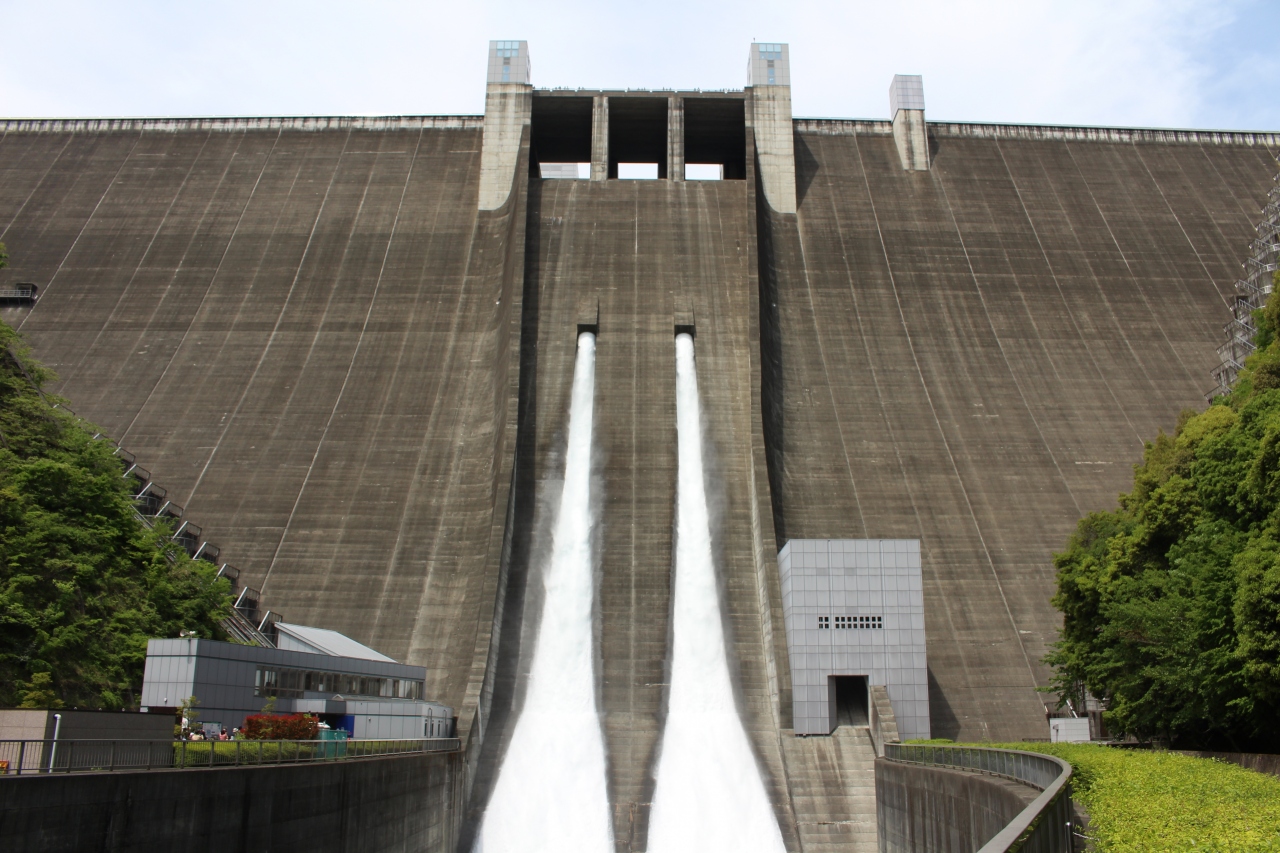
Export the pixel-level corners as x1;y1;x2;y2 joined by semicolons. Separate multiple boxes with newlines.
241;713;319;740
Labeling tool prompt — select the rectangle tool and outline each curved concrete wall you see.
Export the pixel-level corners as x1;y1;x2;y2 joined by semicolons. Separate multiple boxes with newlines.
0;751;465;853
875;759;1037;853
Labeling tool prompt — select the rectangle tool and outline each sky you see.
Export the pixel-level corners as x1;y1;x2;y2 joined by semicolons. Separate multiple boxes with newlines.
0;0;1276;130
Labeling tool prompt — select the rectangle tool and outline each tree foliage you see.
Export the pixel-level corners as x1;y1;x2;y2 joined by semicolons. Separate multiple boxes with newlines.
1047;276;1280;750
0;319;231;710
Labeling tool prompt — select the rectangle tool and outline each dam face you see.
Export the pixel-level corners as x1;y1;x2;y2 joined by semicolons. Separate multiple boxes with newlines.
1;42;1278;851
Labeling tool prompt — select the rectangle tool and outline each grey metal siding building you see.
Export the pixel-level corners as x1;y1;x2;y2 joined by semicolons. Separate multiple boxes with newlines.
779;539;929;739
141;638;452;738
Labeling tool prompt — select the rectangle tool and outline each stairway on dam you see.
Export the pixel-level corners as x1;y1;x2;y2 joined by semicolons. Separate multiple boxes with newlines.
780;727;879;852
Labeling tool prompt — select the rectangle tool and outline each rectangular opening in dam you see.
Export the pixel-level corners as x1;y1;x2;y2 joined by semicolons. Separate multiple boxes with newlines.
608;97;668;179
829;675;869;728
684;98;745;180
531;96;593;178
617;163;658;179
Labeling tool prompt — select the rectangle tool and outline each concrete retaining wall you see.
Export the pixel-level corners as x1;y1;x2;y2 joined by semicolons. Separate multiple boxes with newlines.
875;759;1038;853
0;751;465;853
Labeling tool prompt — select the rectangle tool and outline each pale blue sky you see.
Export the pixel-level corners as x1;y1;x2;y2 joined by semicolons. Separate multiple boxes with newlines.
1;0;1276;130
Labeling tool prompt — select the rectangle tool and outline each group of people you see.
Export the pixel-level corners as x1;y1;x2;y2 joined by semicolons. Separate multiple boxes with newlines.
181;727;240;741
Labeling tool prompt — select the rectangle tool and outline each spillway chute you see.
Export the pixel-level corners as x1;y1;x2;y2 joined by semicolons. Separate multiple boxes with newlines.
475;331;612;853
648;332;787;853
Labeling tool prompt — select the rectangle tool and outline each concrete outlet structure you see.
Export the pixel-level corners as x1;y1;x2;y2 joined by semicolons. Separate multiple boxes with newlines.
1;37;1277;852
780;540;929;740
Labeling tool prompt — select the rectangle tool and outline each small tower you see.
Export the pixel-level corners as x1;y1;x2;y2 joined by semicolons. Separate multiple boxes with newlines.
747;43;797;213
890;75;929;171
479;41;533;210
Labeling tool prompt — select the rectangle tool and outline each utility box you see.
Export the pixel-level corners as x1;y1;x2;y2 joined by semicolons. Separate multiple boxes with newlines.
1050;717;1091;743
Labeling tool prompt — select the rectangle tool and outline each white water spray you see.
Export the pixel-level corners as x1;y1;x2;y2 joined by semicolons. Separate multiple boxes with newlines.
648;333;787;853
477;332;612;853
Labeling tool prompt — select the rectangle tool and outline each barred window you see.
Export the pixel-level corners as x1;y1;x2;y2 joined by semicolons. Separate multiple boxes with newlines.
254;667;424;700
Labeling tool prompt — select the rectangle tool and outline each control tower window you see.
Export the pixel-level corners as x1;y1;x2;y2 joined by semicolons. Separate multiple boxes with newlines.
608;97;668;179
495;41;521;83
683;98;746;180
531;95;593;179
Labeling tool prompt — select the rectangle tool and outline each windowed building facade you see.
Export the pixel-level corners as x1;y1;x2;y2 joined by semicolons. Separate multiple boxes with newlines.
141;635;453;739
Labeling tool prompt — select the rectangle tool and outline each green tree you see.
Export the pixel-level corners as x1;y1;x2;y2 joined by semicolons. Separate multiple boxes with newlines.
0;318;232;710
1047;274;1280;750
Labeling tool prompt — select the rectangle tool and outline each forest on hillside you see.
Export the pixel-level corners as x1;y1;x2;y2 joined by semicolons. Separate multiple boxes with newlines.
0;252;231;710
1049;275;1280;751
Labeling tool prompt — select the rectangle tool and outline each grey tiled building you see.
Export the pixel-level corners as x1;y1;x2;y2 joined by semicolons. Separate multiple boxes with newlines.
141;633;453;739
779;539;930;740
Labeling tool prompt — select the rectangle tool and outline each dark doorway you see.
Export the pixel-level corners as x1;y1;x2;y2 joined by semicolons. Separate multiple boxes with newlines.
683;98;746;179
608;97;668;178
829;675;869;729
531;96;593;173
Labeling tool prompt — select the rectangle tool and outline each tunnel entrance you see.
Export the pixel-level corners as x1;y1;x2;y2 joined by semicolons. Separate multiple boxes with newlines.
609;97;668;179
531;96;593;179
684;98;746;180
829;675;869;729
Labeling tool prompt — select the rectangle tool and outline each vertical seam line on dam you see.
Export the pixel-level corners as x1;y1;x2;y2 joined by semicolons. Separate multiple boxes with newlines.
0;132;74;243
189;129;352;547
16;131;145;333
59;131;216;391
1062;142;1198;387
118;129;285;443
932;173;1084;518
990;138;1145;446
849;132;1040;695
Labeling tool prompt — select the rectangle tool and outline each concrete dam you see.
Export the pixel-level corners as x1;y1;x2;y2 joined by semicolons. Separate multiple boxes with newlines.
1;40;1278;851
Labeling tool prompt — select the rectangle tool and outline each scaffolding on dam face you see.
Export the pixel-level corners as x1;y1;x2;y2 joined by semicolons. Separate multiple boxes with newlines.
1210;176;1280;399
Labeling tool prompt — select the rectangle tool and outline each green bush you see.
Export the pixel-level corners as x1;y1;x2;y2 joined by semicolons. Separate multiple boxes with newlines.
174;740;324;767
970;743;1280;851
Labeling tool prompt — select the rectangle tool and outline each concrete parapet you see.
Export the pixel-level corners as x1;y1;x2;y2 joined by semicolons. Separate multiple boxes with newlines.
869;684;901;757
480;83;532;209
876;760;1038;853
0;749;466;853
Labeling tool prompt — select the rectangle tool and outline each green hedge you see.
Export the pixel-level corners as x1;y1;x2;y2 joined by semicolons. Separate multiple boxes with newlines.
915;742;1280;851
174;740;339;767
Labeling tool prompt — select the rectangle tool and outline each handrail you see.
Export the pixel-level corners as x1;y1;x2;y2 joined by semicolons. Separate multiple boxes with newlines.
0;737;461;777
883;743;1073;853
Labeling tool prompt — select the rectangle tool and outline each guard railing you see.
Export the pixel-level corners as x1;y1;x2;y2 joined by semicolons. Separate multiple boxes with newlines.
883;743;1074;853
0;737;460;777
